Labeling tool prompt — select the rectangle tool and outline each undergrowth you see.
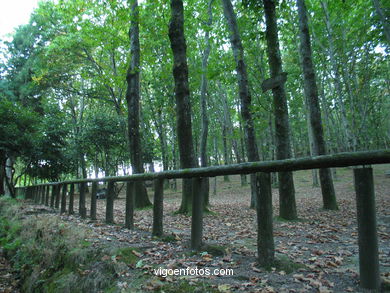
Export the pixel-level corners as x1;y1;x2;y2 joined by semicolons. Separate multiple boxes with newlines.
0;197;130;292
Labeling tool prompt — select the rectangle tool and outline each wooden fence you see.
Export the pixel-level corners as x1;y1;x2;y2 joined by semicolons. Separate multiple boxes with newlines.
17;150;390;291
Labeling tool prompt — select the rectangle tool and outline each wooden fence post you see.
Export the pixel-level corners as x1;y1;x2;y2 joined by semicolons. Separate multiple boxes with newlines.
106;181;115;224
36;186;41;203
45;185;50;206
353;166;380;291
125;181;135;229
41;186;46;204
68;183;75;215
256;172;275;267
34;186;39;203
152;179;164;237
50;185;56;208
60;184;67;214
90;182;97;220
40;186;45;204
55;184;61;209
35;186;40;203
79;182;87;218
191;177;204;250
30;186;35;200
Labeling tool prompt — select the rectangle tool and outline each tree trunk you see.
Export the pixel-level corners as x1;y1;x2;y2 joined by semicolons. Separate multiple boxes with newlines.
238;118;248;186
221;0;260;209
372;0;390;43
222;125;230;182
168;0;198;214
263;0;297;220
305;111;319;187
126;0;152;208
4;156;15;197
320;0;355;152
218;83;233;183
199;0;213;207
170;122;178;191
153;108;169;189
297;0;338;210
0;150;7;196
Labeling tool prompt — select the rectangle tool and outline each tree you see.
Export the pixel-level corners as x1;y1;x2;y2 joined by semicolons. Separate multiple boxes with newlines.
262;0;297;220
221;0;261;209
126;0;152;208
0;99;39;196
199;0;214;207
296;0;338;210
168;0;198;214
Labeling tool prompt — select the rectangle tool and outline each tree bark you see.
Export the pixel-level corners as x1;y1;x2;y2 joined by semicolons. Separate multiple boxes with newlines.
168;0;198;213
263;0;297;220
126;0;152;208
297;0;338;210
221;0;261;209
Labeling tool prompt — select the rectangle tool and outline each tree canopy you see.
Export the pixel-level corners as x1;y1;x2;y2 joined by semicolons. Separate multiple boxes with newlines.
0;0;388;199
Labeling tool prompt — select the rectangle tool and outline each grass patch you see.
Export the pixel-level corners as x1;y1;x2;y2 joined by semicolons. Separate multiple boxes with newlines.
159;234;178;243
0;197;135;292
201;244;227;256
263;254;306;274
114;247;141;266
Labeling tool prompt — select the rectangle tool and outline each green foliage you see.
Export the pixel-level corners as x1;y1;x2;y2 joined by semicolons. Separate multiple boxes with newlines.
25;102;72;181
1;0;388;185
0;99;39;156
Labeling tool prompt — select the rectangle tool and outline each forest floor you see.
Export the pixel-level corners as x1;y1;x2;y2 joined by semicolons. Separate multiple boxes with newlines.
2;165;390;292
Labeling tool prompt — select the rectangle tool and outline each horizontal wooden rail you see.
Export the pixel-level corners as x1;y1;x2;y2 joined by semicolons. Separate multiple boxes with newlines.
28;150;390;186
17;150;389;291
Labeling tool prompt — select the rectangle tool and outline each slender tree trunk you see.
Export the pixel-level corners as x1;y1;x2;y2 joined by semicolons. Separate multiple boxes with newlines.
153;108;169;188
372;0;390;43
4;157;15;197
263;0;297;220
305;97;319;187
238;117;247;186
221;0;261;209
171;120;178;191
126;0;151;208
320;1;354;151
297;0;338;210
199;0;214;207
220;85;233;182
168;0;198;213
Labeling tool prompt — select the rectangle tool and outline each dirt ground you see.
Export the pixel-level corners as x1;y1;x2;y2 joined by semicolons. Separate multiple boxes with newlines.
9;165;390;292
